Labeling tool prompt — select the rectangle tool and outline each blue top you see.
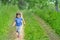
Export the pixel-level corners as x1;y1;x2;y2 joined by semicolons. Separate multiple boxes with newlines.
15;17;23;27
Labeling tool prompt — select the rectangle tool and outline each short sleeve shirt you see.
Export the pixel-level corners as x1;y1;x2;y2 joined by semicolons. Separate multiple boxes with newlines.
15;17;23;26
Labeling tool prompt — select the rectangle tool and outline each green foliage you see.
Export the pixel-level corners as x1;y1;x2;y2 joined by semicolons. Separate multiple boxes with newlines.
1;0;18;5
25;0;48;9
0;0;60;40
0;5;18;40
33;8;60;36
18;0;26;10
0;4;49;40
23;10;49;40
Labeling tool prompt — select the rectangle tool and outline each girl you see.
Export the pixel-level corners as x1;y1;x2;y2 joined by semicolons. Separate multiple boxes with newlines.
12;12;25;38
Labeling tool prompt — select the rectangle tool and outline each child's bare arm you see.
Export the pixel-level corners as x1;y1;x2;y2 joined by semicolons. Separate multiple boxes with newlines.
23;18;25;25
20;12;25;24
12;22;16;27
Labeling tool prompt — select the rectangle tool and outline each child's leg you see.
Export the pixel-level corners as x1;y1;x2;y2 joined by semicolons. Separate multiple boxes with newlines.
16;25;23;38
17;32;20;38
16;27;20;38
20;25;23;39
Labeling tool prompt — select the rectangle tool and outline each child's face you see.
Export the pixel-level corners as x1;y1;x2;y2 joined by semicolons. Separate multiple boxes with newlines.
17;15;21;18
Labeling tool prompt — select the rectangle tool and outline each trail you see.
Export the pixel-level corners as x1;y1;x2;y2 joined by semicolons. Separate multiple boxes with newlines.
9;18;24;40
14;13;24;40
14;24;24;40
33;14;60;40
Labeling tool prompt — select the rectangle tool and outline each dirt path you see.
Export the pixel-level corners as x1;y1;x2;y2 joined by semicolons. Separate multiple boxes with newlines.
14;24;24;40
33;14;60;40
14;13;24;40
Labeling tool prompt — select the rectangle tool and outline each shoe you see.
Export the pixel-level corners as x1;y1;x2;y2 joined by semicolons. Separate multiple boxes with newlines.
17;35;20;38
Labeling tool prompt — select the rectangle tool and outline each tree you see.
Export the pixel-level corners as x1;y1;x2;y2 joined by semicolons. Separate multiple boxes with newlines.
55;0;58;11
18;0;26;9
25;0;48;9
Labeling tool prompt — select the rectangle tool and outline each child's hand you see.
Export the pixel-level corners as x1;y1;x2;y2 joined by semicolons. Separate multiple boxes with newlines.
12;22;16;27
23;21;26;25
24;21;26;25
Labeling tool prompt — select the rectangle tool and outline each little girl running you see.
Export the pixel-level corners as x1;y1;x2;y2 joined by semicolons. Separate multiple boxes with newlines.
12;12;25;38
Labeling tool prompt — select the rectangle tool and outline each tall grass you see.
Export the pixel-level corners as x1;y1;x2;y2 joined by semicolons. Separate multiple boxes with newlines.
23;10;49;40
33;8;60;36
0;5;18;40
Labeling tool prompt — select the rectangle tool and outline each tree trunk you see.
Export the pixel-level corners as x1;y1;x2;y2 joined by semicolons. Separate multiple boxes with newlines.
18;0;26;10
55;0;58;11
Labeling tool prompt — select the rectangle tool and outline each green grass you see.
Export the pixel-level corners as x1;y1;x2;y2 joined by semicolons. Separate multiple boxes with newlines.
0;4;49;40
23;10;49;40
33;8;60;36
0;5;18;40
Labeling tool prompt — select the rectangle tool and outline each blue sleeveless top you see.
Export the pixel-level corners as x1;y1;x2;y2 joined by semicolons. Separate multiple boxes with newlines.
15;17;23;27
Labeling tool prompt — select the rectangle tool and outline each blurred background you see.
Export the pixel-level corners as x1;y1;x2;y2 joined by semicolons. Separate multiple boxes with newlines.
0;0;60;40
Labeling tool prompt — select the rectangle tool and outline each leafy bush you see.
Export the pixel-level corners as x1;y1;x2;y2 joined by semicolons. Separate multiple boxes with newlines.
0;5;18;40
23;10;49;40
33;8;60;36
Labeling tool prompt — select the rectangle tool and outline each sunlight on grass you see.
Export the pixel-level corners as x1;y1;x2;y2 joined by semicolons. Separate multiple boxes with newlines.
23;10;49;40
0;5;18;40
